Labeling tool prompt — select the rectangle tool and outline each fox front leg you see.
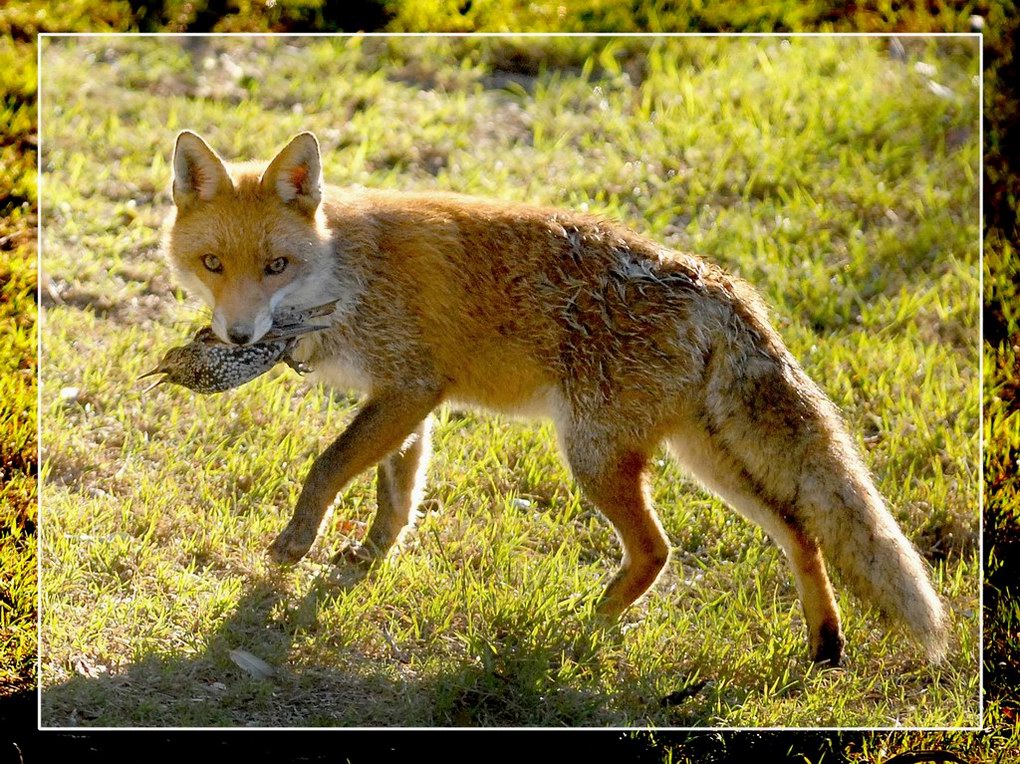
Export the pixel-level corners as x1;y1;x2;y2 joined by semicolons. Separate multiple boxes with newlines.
268;388;440;564
333;417;433;565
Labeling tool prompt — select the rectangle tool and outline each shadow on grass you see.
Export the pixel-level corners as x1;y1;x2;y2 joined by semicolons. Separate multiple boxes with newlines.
38;572;678;728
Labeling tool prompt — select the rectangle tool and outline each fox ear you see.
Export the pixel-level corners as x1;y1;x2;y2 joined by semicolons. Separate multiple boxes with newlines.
172;131;232;212
261;132;322;215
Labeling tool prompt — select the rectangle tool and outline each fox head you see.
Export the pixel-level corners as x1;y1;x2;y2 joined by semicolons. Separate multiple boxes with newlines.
166;131;333;345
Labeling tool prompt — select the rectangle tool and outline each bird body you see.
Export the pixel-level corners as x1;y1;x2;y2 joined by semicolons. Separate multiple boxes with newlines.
140;300;337;393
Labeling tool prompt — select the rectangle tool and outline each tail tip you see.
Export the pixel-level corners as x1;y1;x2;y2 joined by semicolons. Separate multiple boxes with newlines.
917;599;951;664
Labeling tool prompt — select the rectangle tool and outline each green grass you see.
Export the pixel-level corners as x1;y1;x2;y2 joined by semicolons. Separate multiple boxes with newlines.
0;30;38;697
0;243;36;697
383;0;984;33
1;0;992;35
37;35;979;728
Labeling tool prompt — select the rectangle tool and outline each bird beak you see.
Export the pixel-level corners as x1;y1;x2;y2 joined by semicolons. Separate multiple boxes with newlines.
137;367;166;393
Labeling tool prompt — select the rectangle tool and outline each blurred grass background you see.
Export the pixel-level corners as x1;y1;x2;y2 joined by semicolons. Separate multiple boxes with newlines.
0;23;38;704
1;0;1018;761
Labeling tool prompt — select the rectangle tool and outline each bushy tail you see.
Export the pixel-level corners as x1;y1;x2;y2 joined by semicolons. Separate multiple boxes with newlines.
688;288;950;660
799;436;949;661
694;328;949;661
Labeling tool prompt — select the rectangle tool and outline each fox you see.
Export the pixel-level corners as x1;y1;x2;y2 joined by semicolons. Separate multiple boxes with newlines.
165;129;949;667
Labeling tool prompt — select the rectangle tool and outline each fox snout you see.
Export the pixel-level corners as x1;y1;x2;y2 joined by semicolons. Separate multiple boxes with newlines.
211;302;275;346
226;327;256;345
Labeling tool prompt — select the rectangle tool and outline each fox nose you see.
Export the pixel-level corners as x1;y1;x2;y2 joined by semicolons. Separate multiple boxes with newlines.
227;327;253;345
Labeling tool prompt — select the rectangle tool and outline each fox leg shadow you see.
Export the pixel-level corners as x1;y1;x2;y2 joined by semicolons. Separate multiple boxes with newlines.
40;580;299;726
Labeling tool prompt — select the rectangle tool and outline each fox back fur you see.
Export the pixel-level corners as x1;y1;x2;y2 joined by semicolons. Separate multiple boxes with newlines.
166;130;949;666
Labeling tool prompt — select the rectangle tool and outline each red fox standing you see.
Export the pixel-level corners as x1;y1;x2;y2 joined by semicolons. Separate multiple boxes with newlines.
166;130;949;667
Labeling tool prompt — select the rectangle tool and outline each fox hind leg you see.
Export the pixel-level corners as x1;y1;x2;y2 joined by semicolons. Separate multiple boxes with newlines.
668;436;844;665
783;529;844;666
334;417;433;565
560;430;670;619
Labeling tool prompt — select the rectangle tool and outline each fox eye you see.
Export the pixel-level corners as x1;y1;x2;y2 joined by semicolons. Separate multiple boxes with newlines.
202;254;222;273
265;257;288;275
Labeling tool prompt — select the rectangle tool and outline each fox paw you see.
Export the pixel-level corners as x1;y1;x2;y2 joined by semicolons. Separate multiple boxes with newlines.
809;622;846;668
268;525;316;564
331;541;380;568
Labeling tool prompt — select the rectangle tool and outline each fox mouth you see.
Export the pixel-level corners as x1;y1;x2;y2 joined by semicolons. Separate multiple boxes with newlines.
261;299;339;341
212;297;340;346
